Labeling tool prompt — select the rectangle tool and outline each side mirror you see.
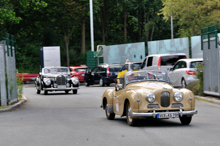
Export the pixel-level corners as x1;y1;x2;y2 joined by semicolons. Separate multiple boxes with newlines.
169;68;173;71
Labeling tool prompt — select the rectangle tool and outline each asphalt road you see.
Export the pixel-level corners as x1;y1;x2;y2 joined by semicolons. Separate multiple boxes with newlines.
0;84;220;146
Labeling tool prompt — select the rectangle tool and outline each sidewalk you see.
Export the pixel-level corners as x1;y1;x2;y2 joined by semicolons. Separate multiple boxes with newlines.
0;95;27;113
195;95;220;105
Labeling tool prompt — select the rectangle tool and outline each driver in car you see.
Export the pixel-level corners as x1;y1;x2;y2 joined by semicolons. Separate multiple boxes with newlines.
148;72;156;79
126;71;135;82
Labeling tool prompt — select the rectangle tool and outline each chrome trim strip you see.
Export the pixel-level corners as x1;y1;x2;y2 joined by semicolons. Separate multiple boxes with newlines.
43;87;79;91
131;110;197;118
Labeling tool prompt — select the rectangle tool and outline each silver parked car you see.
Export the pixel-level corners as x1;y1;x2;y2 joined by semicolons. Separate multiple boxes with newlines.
168;58;203;88
35;66;79;95
141;53;187;73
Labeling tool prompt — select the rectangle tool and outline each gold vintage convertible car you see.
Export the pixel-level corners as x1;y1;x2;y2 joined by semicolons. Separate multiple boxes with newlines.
101;70;197;126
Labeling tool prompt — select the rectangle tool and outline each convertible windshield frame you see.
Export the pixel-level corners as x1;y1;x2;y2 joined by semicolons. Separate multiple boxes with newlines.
125;70;170;85
42;67;70;75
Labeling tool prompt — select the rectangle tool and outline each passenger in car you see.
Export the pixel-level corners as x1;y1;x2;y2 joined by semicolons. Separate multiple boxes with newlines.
148;72;156;79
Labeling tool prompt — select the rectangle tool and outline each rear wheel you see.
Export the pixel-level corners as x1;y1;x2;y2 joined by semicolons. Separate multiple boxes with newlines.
65;90;69;94
105;107;115;120
180;116;192;125
73;89;77;94
181;78;186;88
126;102;138;126
85;81;89;87
99;78;104;86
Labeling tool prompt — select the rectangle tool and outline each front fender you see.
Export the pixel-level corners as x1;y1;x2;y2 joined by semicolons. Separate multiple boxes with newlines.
102;89;114;110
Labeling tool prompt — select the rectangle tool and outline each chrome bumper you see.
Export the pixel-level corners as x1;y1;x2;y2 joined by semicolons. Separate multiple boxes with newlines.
129;108;198;118
43;87;79;91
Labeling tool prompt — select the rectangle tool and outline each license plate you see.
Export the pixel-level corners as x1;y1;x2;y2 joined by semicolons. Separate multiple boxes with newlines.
81;74;84;76
157;112;179;119
58;85;66;89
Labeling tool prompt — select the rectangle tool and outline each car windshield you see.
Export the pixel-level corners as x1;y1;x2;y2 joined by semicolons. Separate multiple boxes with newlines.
161;55;186;66
75;68;87;72
125;70;169;84
109;65;122;72
190;61;203;68
43;67;69;74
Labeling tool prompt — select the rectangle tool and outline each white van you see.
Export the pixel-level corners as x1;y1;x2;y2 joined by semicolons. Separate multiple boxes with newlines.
141;53;188;72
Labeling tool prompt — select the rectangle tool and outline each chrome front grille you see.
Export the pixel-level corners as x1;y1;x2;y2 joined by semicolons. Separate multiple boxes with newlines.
56;76;66;85
161;91;170;107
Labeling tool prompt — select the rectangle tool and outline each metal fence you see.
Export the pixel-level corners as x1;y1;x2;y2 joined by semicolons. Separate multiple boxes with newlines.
201;25;220;97
0;39;17;106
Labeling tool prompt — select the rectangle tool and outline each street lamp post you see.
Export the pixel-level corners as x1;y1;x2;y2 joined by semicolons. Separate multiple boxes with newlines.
171;15;173;39
90;0;94;52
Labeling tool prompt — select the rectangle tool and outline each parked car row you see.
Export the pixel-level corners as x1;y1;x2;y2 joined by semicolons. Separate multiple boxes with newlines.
33;53;203;96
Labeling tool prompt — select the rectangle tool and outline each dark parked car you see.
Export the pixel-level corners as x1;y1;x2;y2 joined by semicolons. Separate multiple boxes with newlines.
84;64;122;86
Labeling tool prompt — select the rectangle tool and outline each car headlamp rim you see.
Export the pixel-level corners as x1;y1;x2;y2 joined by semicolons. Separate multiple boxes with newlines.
43;78;51;86
71;77;79;85
174;92;183;102
147;93;156;103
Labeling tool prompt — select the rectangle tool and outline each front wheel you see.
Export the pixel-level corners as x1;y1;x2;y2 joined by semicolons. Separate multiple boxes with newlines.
73;89;77;94
180;116;192;125
44;90;48;95
126;102;138;126
105;107;115;120
36;89;41;94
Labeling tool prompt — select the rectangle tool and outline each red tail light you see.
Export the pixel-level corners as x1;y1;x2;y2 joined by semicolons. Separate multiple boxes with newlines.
185;56;188;59
107;67;110;75
186;70;196;75
157;57;161;70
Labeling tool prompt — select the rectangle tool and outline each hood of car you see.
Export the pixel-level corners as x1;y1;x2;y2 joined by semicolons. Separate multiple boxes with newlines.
126;81;174;91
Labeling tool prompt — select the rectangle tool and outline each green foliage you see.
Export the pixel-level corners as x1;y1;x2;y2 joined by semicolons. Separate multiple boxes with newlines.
186;64;204;96
160;0;220;37
16;75;23;100
186;80;200;95
0;0;178;73
195;64;204;96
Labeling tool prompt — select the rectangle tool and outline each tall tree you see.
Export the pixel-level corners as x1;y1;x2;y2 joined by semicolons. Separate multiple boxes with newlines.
160;0;220;37
48;0;82;66
93;0;117;44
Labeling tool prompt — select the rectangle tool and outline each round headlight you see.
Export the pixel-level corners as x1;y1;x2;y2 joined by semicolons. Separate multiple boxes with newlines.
174;92;183;102
147;93;156;103
43;78;51;86
71;77;79;85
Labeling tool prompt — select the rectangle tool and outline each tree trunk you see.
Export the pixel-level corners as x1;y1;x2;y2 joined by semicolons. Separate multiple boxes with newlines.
138;7;141;41
146;10;149;45
150;18;155;41
64;35;69;66
123;4;127;43
102;25;105;44
81;19;85;53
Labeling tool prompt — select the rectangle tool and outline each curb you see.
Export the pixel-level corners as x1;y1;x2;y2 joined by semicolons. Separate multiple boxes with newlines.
0;95;27;113
195;96;220;105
